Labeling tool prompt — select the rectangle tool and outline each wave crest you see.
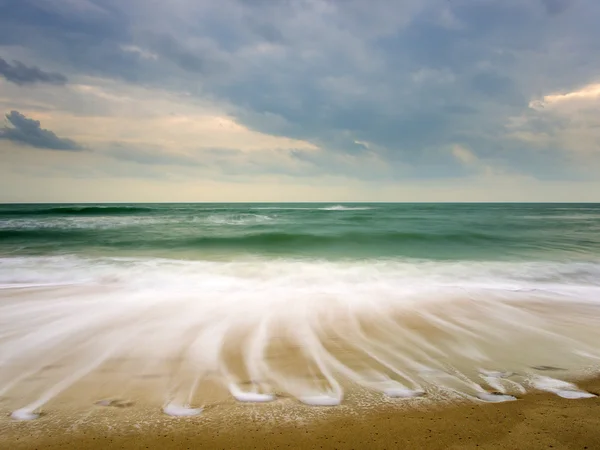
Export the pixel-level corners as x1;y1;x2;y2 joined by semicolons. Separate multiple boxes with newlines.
0;205;154;216
1;256;600;416
320;205;373;211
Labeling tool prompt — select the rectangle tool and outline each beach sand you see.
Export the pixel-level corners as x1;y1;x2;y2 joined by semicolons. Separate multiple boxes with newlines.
2;376;599;450
2;283;600;449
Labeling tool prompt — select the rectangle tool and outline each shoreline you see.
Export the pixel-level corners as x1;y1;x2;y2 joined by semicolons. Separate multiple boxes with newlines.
2;376;600;449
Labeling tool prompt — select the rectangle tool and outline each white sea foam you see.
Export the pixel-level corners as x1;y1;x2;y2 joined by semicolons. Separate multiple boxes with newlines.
476;393;517;403
382;387;425;398
0;216;179;230
230;389;276;403
250;205;373;211
299;395;342;406
163;403;203;417
0;281;84;289
320;205;373;211
529;376;597;399
203;213;276;225
2;255;600;417
10;408;40;421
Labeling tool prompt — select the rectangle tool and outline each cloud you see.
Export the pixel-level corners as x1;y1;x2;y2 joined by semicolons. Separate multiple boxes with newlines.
1;0;600;197
542;0;571;15
529;84;600;110
103;143;202;167
0;57;67;85
452;145;478;166
508;82;600;157
0;111;82;151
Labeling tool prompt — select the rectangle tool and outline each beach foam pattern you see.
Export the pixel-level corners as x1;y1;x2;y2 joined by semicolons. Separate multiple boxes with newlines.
1;256;600;419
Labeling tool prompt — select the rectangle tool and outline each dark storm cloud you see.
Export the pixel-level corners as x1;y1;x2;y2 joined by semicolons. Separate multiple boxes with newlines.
0;111;82;151
0;57;67;85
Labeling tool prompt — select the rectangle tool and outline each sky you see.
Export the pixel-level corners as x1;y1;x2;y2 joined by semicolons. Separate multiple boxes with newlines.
1;0;600;202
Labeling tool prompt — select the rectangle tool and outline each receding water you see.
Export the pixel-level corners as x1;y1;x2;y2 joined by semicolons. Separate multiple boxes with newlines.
1;203;600;418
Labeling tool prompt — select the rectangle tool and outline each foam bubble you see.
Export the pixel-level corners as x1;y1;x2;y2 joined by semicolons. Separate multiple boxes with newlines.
554;390;596;399
229;384;276;403
530;376;597;399
476;393;518;403
10;408;40;421
298;395;342;406
531;376;577;391
163;403;203;417
383;387;425;398
233;392;276;402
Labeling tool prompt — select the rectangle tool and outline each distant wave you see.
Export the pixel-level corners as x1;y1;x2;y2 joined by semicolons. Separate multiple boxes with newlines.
319;205;373;211
181;230;508;250
0;228;510;249
0;204;374;217
252;205;373;211
522;215;600;220
203;213;276;225
0;205;154;217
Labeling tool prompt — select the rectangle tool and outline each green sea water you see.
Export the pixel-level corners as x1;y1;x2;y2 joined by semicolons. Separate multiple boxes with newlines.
2;203;600;415
1;203;600;260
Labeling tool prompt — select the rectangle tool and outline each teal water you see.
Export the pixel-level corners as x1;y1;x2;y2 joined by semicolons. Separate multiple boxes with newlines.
2;203;600;417
1;203;600;260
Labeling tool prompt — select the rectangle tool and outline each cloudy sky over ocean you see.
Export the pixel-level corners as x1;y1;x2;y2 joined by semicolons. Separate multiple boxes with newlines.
1;0;599;202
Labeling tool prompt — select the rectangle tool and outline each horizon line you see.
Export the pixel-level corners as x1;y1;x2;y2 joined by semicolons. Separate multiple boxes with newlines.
2;201;600;205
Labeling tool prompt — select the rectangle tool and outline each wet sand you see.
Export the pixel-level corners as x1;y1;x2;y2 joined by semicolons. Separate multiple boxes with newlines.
3;283;600;449
2;377;599;450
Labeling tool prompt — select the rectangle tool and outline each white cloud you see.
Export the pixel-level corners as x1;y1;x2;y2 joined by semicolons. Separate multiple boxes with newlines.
353;140;371;149
4;77;318;157
529;83;600;111
509;83;600;156
452;144;477;165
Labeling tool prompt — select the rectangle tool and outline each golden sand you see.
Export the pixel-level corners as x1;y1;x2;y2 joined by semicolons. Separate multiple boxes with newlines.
2;284;600;449
2;377;599;450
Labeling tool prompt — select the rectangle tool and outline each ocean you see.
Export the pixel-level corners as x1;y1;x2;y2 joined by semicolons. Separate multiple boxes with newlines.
1;203;600;418
2;202;600;260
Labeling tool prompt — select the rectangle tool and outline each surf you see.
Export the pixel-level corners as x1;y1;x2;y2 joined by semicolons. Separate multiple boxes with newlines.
0;205;154;217
1;255;600;418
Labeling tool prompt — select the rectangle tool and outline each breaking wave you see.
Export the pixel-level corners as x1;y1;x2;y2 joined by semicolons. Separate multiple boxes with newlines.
1;255;600;419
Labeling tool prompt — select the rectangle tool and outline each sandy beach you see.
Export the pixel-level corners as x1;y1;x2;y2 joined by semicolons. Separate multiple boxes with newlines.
3;203;600;449
2;277;600;449
2;375;599;450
